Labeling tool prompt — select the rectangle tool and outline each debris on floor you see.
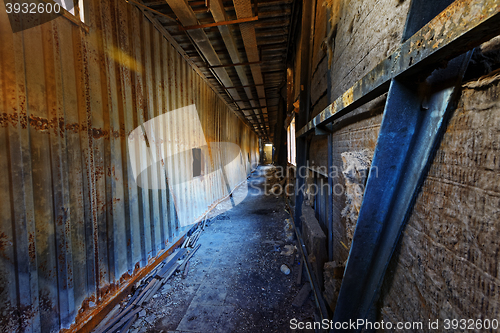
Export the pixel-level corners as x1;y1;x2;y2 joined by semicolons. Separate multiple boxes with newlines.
292;283;312;308
92;167;317;333
92;221;205;333
280;264;291;275
280;244;297;256
284;218;295;242
264;166;286;196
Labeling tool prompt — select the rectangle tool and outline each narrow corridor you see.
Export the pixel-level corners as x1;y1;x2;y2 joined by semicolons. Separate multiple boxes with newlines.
119;166;316;333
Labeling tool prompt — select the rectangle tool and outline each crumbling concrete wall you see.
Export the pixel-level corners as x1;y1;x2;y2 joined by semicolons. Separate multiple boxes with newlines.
320;0;410;303
330;101;384;263
310;0;330;118
327;0;410;100
307;0;500;326
380;72;500;326
340;149;373;241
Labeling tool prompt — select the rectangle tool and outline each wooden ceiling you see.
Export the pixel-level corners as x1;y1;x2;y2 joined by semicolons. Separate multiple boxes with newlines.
141;0;294;141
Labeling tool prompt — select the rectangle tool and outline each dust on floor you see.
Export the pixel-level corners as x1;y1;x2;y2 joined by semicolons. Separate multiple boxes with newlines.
125;166;317;333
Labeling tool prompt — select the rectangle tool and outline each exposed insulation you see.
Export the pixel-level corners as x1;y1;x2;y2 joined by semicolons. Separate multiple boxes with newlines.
329;0;410;100
340;149;372;243
331;110;382;261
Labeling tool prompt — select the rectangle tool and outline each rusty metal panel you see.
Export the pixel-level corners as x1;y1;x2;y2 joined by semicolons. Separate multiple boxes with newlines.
0;0;259;331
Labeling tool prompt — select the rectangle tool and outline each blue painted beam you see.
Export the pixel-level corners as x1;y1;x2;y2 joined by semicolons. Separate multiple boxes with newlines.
332;52;471;330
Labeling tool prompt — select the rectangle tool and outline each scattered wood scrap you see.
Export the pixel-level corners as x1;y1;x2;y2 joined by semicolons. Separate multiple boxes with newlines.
93;221;207;332
182;261;190;279
296;264;303;285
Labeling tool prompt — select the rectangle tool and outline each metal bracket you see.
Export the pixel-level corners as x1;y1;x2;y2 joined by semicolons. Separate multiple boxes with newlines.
314;124;333;136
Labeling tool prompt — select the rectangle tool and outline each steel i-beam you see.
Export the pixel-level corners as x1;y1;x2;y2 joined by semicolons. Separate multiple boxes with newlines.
332;0;473;330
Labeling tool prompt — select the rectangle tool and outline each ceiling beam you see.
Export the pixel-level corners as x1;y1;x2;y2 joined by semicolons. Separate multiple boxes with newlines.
126;0;176;21
223;83;265;89
208;60;263;69
128;0;260;133
209;0;268;138
164;0;265;135
179;16;258;30
233;0;271;138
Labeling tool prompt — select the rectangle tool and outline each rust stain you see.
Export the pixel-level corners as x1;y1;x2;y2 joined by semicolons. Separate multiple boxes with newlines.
1;112;84;137
28;233;36;262
0;112;19;127
20;111;27;129
119;271;131;284
28;115;49;131
99;282;118;299
0;232;10;253
64;236;185;333
92;128;108;139
66;122;80;133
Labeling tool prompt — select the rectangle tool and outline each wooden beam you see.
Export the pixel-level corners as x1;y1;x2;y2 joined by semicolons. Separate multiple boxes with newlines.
166;0;267;137
239;105;279;111
208;61;263;69
128;1;256;133
179;16;258;31
231;98;262;103
209;0;267;138
189;1;206;6
223;83;265;89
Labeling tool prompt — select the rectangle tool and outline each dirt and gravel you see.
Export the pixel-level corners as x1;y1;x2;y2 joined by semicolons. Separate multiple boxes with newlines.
118;166;316;333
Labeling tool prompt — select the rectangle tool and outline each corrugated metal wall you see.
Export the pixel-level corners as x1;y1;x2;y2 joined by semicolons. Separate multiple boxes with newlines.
0;1;259;332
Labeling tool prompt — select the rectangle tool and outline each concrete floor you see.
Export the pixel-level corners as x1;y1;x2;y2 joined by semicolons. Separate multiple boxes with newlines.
126;166;316;333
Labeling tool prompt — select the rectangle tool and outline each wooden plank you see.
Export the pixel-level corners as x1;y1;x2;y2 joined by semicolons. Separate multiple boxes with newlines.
181;235;191;248
180;16;259;30
208;61;263;69
182;261;191;279
94;305;135;333
159;261;181;280
91;304;121;332
292;283;312;308
136;278;161;305
117;313;137;333
155;248;187;278
108;307;142;333
178;244;201;272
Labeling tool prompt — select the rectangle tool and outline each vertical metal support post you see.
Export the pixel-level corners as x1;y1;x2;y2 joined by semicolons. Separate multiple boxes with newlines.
294;0;313;226
326;17;334;263
327;132;334;262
